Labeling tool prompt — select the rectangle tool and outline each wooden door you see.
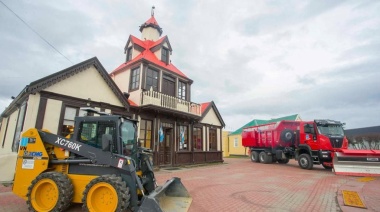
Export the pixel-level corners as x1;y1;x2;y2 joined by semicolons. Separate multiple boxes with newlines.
159;128;172;165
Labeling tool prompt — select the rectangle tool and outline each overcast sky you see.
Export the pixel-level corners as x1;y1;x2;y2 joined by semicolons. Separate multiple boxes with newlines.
1;0;379;131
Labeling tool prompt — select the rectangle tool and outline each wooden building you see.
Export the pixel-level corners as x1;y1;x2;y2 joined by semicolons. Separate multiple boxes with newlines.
109;13;225;167
0;11;225;181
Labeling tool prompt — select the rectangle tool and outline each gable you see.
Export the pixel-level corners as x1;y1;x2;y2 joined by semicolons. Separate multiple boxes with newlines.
44;66;124;107
201;106;222;127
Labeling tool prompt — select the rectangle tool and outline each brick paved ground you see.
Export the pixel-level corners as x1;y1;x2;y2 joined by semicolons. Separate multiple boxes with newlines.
1;157;379;212
155;158;350;212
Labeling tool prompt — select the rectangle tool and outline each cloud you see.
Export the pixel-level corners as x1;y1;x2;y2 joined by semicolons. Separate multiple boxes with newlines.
1;0;379;131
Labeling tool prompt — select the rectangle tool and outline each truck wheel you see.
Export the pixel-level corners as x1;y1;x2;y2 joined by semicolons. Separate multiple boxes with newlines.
322;164;333;170
277;158;290;164
250;151;260;163
298;154;313;170
272;155;277;163
26;172;73;212
82;175;130;212
259;152;272;164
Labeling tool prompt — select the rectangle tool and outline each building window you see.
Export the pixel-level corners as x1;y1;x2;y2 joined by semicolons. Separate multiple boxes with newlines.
61;107;77;137
193;127;203;151
130;67;140;91
161;47;169;64
126;47;132;61
178;81;186;100
234;138;238;147
209;128;217;151
178;125;188;151
146;68;158;91
140;119;152;149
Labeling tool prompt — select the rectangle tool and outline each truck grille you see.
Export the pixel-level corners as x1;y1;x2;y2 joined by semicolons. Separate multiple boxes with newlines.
329;137;343;148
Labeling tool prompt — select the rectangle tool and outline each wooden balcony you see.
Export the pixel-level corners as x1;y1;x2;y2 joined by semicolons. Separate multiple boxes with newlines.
141;88;202;116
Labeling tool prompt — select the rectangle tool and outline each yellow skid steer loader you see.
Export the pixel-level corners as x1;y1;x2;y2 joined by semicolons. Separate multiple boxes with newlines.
13;113;192;211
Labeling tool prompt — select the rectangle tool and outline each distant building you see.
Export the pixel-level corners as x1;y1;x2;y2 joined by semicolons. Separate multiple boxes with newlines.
222;131;231;157
226;114;301;156
345;126;380;150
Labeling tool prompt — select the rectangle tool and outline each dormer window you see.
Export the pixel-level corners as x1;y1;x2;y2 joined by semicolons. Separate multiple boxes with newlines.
161;47;169;64
126;47;133;62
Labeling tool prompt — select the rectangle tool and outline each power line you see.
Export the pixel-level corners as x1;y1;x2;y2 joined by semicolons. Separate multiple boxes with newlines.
0;0;73;64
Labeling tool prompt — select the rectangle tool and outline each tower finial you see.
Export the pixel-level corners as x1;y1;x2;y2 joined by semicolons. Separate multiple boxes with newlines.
151;6;155;17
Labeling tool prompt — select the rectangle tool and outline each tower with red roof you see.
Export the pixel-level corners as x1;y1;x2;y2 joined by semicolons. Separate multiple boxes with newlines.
109;7;225;167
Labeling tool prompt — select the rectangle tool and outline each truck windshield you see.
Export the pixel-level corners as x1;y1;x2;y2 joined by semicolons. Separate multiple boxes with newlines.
120;121;136;154
317;124;344;136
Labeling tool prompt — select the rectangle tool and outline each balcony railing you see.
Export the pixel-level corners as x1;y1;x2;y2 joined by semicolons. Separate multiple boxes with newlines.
141;88;202;116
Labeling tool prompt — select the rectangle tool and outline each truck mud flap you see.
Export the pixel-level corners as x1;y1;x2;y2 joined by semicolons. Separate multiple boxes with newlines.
138;177;192;212
333;149;380;177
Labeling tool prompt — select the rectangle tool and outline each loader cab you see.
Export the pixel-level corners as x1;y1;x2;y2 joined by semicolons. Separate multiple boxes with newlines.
73;115;138;160
119;118;138;160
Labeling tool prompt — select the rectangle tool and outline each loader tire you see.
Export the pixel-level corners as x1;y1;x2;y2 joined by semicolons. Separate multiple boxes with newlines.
259;152;272;164
298;154;313;170
26;172;73;212
250;151;260;163
82;175;130;212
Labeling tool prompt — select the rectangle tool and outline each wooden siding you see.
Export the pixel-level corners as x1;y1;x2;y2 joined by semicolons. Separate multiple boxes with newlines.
175;151;223;166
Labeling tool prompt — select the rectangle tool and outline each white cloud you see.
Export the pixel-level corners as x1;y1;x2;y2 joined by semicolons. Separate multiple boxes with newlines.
1;0;379;131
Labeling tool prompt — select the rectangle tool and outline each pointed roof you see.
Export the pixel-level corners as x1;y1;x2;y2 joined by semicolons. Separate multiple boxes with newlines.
112;35;187;79
1;57;130;117
230;114;300;135
201;102;210;114
139;15;163;36
200;101;225;127
124;35;172;53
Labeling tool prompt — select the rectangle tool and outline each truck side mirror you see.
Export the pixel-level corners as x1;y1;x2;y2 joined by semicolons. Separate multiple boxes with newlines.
102;134;112;151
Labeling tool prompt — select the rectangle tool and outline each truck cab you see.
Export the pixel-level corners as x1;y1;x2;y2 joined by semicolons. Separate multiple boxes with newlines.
298;119;348;169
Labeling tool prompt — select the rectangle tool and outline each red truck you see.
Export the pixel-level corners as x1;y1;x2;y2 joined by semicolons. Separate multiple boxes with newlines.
242;119;348;170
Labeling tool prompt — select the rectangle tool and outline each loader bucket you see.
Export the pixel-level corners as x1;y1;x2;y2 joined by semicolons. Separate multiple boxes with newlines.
138;177;192;212
333;149;380;177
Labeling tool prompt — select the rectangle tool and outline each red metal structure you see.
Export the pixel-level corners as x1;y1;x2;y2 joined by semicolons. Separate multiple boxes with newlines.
333;149;380;176
242;119;348;170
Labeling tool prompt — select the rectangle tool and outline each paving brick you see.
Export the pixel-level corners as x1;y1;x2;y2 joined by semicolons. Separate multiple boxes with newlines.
1;158;379;211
